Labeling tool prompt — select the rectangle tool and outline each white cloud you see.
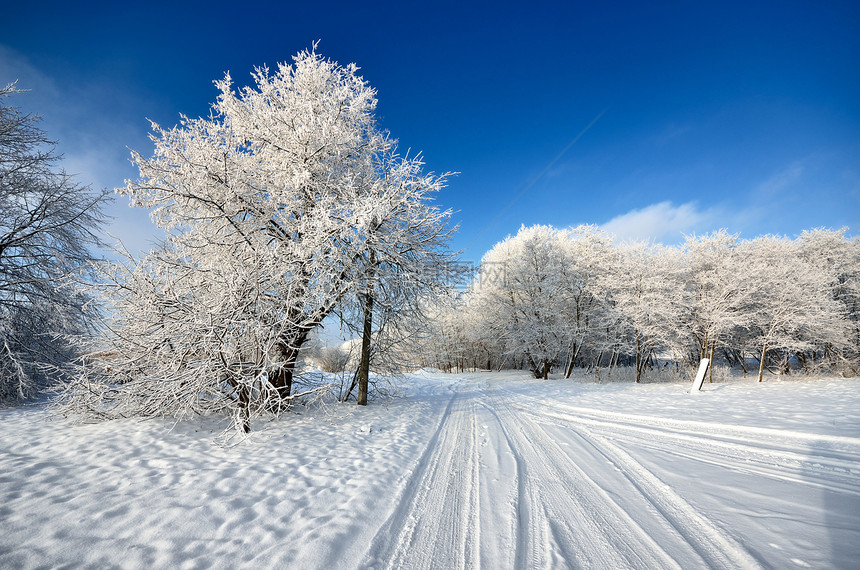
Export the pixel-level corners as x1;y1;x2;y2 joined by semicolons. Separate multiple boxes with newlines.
602;201;715;243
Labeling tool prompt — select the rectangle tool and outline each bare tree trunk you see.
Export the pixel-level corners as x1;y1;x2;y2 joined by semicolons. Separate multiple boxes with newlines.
273;367;293;400
708;343;716;383
238;385;251;433
608;349;619;378
797;351;809;374
564;340;581;379
589;350;604;375
635;333;642;383
758;343;767;382
526;353;541;378
779;352;791;376
357;294;373;405
269;340;299;411
270;320;317;408
358;251;376;406
564;349;575;379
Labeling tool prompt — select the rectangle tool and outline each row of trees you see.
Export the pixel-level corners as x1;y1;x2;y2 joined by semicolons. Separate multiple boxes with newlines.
60;48;456;431
422;225;859;383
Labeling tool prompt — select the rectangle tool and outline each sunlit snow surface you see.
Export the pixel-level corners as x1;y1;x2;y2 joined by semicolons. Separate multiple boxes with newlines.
1;372;858;568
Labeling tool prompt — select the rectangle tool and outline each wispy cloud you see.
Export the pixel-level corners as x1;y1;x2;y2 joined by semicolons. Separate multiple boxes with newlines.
755;161;805;197
649;123;692;145
1;44;163;258
0;46;59;103
602;201;717;243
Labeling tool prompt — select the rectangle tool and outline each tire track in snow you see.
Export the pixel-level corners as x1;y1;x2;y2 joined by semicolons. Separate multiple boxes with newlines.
472;397;547;569
481;388;688;569
521;409;764;569
534;399;860;458
512;397;860;498
537;413;763;569
361;387;480;569
364;380;771;568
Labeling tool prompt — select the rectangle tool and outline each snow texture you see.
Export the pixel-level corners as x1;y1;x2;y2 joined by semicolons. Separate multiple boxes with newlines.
2;372;859;568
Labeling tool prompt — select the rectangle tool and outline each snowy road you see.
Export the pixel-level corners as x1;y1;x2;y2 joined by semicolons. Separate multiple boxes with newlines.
1;372;859;569
361;375;860;569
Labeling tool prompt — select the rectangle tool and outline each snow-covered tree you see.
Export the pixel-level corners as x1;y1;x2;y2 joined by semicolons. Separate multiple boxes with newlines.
62;48;453;430
740;235;848;381
339;150;455;405
431;224;856;383
0;83;108;402
608;241;685;383
417;294;468;372
796;228;860;375
423;284;512;373
678;230;753;380
556;225;615;377
473;225;575;378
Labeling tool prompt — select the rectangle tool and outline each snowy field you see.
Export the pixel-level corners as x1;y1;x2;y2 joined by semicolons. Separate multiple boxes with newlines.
1;372;859;569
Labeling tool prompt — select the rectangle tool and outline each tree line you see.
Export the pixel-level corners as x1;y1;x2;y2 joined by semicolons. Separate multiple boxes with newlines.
421;224;859;383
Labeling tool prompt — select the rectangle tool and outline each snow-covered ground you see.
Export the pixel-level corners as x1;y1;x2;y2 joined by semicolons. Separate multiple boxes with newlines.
1;372;858;569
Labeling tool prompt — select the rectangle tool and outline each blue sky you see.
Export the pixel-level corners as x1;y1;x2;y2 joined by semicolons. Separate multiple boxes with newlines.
2;1;858;262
